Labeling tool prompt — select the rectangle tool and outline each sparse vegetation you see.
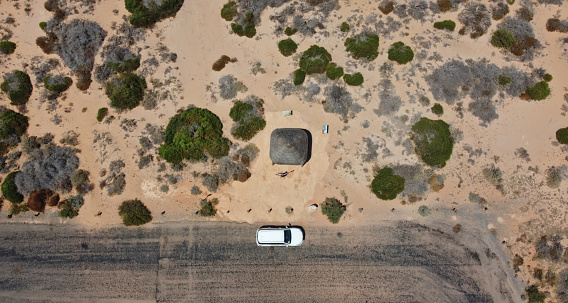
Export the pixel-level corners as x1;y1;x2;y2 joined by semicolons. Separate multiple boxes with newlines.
198;198;219;216
231;12;256;38
229;97;266;141
491;29;516;48
105;73;147;110
220;1;238;21
431;103;443;116
434;20;456;31
458;3;491;39
343;72;364;86
278;38;298;57
284;27;297;36
107;58;140;73
118;199;152;226
125;0;185;27
387;42;414;64
340;22;350;32
1;70;33;105
321;197;346;224
371;167;405;200
526;285;546;303
96;108;109;122
410;118;454;167
0;41;16;54
190;185;201;195
2;171;23;203
43;76;72;92
293;69;306;85
15;145;79;196
344;32;380;61
299;45;332;74
526;81;550;101
498;75;512;85
159;107;230;163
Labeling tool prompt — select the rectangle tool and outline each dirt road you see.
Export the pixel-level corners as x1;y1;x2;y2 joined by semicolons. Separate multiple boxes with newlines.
0;221;521;302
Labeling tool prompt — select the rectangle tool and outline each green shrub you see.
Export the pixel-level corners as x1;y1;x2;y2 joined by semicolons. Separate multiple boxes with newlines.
0;41;16;54
526;81;550;100
220;1;238;21
243;24;256;38
498;75;512;85
326;63;344;80
299;45;332;74
43;76;72;92
59;203;78;218
118;199;152;226
556;128;568;144
126;0;185;27
344;32;379;61
97;107;109;122
433;20;456;31
1;70;33;105
343;72;364;86
107;57;141;73
198;198;219;216
491;29;516;48
39;22;47;30
2;171;23;203
229;100;266;141
431;103;444;116
231;23;244;35
278;38;298;57
159;107;230;163
387;41;414;64
105;73;146;110
370;167;405;200
284;27;297;36
294;69;306;85
544;73;553;82
410;117;454;167
340;22;350;32
231;11;256;38
321;197;346;224
526;285;545;303
0;109;28;140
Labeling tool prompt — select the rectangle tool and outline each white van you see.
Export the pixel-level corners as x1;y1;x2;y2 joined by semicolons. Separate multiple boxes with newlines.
256;226;304;246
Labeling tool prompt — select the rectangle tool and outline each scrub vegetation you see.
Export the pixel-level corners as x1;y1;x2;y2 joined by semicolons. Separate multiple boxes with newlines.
118;199;152;226
321;197;346;224
159;107;230;163
410;118;454;168
371;167;405;200
344;32;380;61
229;97;266;141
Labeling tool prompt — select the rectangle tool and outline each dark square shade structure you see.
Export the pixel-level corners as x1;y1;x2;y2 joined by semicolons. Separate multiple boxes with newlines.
269;128;310;166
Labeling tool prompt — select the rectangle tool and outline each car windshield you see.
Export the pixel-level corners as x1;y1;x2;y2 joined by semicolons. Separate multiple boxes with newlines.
284;230;291;244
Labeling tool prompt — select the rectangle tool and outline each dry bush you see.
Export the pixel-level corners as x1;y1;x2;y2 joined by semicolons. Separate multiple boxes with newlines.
546;18;568;33
458;3;491;39
378;0;394;14
27;189;55;212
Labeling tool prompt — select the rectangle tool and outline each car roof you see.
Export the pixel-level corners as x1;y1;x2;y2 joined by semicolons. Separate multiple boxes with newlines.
257;229;285;243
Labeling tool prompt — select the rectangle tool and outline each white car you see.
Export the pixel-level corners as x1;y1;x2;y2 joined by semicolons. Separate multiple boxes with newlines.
256;226;304;247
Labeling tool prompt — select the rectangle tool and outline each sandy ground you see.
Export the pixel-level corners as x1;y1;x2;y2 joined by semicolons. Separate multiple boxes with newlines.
1;0;568;300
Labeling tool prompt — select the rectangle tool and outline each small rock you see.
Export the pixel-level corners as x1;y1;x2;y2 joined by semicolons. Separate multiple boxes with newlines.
308;204;318;211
